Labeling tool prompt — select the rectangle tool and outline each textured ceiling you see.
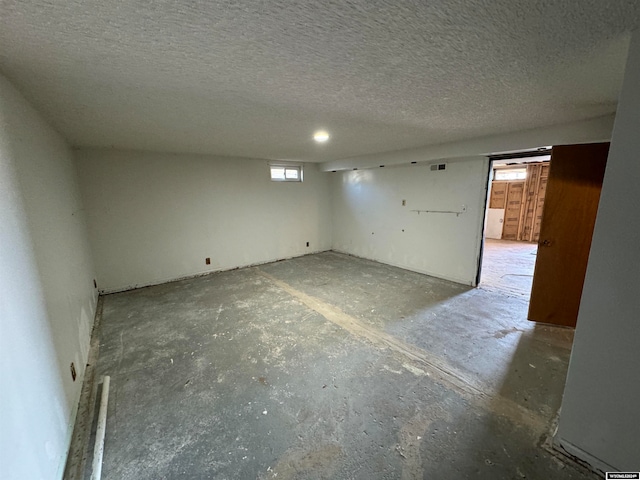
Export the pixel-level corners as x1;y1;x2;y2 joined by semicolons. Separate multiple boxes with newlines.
1;1;638;162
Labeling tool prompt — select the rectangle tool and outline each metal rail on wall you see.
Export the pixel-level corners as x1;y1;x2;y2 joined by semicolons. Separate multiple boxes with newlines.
410;205;467;217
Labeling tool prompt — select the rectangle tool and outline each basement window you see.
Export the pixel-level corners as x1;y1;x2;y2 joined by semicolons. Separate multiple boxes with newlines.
494;168;527;181
270;164;303;182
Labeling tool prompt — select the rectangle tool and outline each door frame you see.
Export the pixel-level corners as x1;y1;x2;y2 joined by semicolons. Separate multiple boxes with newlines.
476;151;552;288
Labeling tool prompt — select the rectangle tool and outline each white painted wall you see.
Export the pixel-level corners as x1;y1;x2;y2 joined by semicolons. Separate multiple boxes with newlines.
556;30;640;472
331;157;489;285
485;209;504;239
0;75;97;479
75;149;333;292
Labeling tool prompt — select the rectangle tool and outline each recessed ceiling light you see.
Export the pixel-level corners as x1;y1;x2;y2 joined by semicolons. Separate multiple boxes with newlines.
313;130;330;143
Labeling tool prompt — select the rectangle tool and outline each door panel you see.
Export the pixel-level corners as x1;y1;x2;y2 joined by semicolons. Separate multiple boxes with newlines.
528;143;609;327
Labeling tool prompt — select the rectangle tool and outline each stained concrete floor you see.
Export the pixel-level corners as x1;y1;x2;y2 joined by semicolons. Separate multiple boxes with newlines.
479;239;538;298
90;251;594;479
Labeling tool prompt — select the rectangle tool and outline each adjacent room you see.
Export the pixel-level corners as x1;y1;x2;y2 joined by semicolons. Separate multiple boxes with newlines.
1;2;639;479
480;153;551;299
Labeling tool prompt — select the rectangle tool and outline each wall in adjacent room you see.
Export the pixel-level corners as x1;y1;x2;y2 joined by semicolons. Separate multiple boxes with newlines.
0;74;97;479
485;209;504;239
556;30;640;472
331;157;489;285
74;148;333;292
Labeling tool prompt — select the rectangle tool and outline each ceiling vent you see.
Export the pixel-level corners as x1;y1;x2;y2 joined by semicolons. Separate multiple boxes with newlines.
430;163;447;171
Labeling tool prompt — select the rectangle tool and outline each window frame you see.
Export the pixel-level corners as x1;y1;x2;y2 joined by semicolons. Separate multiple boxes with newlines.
493;168;527;181
269;163;304;182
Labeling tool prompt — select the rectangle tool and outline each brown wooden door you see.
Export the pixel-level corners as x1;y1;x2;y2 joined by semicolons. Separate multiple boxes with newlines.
528;143;609;327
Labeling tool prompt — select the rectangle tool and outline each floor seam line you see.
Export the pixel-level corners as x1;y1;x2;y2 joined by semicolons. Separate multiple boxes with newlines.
255;267;552;432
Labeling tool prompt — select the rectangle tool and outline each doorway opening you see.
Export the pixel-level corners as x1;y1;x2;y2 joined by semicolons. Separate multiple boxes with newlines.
479;152;551;301
478;142;610;328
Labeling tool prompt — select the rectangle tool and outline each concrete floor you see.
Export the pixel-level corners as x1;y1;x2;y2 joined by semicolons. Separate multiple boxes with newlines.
479;239;538;299
88;251;594;479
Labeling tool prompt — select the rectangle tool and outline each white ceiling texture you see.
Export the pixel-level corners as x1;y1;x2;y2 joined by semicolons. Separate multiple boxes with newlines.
1;1;638;162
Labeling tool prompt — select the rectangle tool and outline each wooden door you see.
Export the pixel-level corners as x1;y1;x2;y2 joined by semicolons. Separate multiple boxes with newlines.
502;182;524;240
528;143;609;327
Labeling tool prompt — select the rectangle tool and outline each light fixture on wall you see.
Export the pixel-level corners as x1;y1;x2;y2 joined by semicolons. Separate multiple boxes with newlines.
313;130;330;143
